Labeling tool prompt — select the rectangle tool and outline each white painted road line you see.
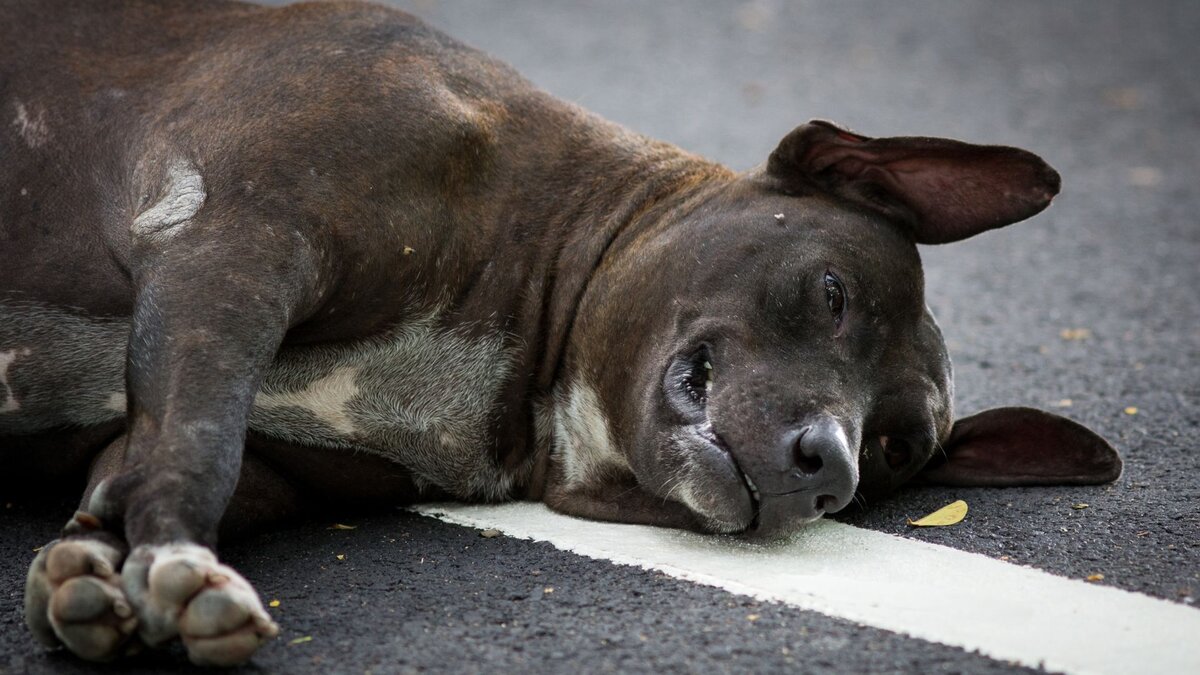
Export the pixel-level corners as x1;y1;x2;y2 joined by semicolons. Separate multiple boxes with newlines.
415;502;1200;675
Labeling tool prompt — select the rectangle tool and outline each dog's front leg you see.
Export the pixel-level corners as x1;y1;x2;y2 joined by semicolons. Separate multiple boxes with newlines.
26;203;327;665
111;216;326;664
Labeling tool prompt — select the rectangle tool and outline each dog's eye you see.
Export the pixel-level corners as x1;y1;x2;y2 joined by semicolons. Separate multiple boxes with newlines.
681;348;713;406
824;271;847;326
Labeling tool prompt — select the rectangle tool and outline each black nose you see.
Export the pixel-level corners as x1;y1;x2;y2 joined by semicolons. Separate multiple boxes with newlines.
782;417;858;516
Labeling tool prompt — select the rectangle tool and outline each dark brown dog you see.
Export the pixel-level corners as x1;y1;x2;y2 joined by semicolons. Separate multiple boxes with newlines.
1;0;1119;666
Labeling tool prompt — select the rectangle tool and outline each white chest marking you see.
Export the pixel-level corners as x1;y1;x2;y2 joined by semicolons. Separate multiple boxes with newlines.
552;380;630;488
132;159;206;240
11;101;50;149
255;366;361;435
0;348;32;414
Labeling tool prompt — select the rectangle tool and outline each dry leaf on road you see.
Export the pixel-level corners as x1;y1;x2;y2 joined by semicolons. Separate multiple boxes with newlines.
907;500;968;527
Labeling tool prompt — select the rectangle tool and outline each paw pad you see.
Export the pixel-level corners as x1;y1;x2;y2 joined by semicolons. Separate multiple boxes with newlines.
25;538;138;662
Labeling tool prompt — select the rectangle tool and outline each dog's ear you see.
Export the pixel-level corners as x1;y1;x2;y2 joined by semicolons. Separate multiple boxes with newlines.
917;407;1122;486
766;120;1062;244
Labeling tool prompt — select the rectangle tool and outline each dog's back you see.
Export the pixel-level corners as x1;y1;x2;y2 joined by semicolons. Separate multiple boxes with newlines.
2;1;512;311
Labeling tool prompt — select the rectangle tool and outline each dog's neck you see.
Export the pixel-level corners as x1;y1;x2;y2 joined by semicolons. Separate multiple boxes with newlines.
506;99;735;498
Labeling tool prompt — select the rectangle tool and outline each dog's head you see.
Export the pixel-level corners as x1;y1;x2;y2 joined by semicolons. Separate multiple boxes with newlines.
548;121;1120;537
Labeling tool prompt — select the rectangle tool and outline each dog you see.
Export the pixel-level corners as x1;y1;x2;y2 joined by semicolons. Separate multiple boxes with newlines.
1;0;1122;666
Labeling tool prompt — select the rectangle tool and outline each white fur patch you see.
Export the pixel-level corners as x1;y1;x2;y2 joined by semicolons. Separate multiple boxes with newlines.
0;348;32;414
249;312;521;500
11;101;49;149
103;391;126;413
552;381;630;488
255;366;361;435
132;159;206;241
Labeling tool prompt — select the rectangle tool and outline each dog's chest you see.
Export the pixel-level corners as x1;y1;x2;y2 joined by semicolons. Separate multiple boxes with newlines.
249;314;521;499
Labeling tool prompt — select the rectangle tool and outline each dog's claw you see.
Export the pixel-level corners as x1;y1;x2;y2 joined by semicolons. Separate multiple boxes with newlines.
122;543;278;666
24;538;138;662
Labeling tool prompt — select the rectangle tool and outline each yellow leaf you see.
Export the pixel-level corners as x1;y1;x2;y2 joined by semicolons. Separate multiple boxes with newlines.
336;554;345;561
329;523;357;530
1086;573;1105;582
289;636;313;645
269;599;281;608
907;500;968;527
1124;406;1139;415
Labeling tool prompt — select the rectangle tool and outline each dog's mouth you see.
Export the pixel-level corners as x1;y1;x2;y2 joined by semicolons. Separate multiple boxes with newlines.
696;422;762;532
692;419;844;537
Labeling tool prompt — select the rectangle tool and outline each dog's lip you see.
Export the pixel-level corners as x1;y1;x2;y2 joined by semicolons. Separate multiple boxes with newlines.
697;422;761;530
694;425;830;536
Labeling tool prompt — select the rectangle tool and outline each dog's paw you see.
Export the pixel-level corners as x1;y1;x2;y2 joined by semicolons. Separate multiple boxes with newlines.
24;537;139;661
122;543;279;666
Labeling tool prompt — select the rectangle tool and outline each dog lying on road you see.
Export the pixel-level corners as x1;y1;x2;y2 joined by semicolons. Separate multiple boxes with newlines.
1;0;1121;666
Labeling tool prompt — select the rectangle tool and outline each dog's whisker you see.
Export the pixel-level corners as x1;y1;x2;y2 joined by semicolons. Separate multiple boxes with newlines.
852;492;868;510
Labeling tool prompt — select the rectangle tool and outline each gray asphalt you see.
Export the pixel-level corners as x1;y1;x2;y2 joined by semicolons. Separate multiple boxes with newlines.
3;1;1198;673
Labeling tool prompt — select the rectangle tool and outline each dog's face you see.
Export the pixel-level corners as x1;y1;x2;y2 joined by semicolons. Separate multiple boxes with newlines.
552;121;1120;537
575;183;954;535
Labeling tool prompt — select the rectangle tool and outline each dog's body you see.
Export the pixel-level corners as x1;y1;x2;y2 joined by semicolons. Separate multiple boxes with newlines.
2;0;1121;666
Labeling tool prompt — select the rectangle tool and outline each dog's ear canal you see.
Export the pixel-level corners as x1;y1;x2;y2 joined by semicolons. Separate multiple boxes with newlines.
766;120;1062;244
917;407;1122;486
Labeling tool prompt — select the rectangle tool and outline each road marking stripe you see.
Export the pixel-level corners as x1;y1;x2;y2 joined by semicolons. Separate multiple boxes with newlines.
415;502;1200;675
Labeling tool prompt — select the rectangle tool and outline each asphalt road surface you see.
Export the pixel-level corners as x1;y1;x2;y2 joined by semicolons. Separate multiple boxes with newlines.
3;1;1198;673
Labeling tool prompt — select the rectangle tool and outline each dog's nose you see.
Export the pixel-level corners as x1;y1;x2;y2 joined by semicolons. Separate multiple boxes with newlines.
782;417;858;515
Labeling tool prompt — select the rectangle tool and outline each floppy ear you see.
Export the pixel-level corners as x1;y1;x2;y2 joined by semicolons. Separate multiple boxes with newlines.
766;120;1062;244
918;407;1122;486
